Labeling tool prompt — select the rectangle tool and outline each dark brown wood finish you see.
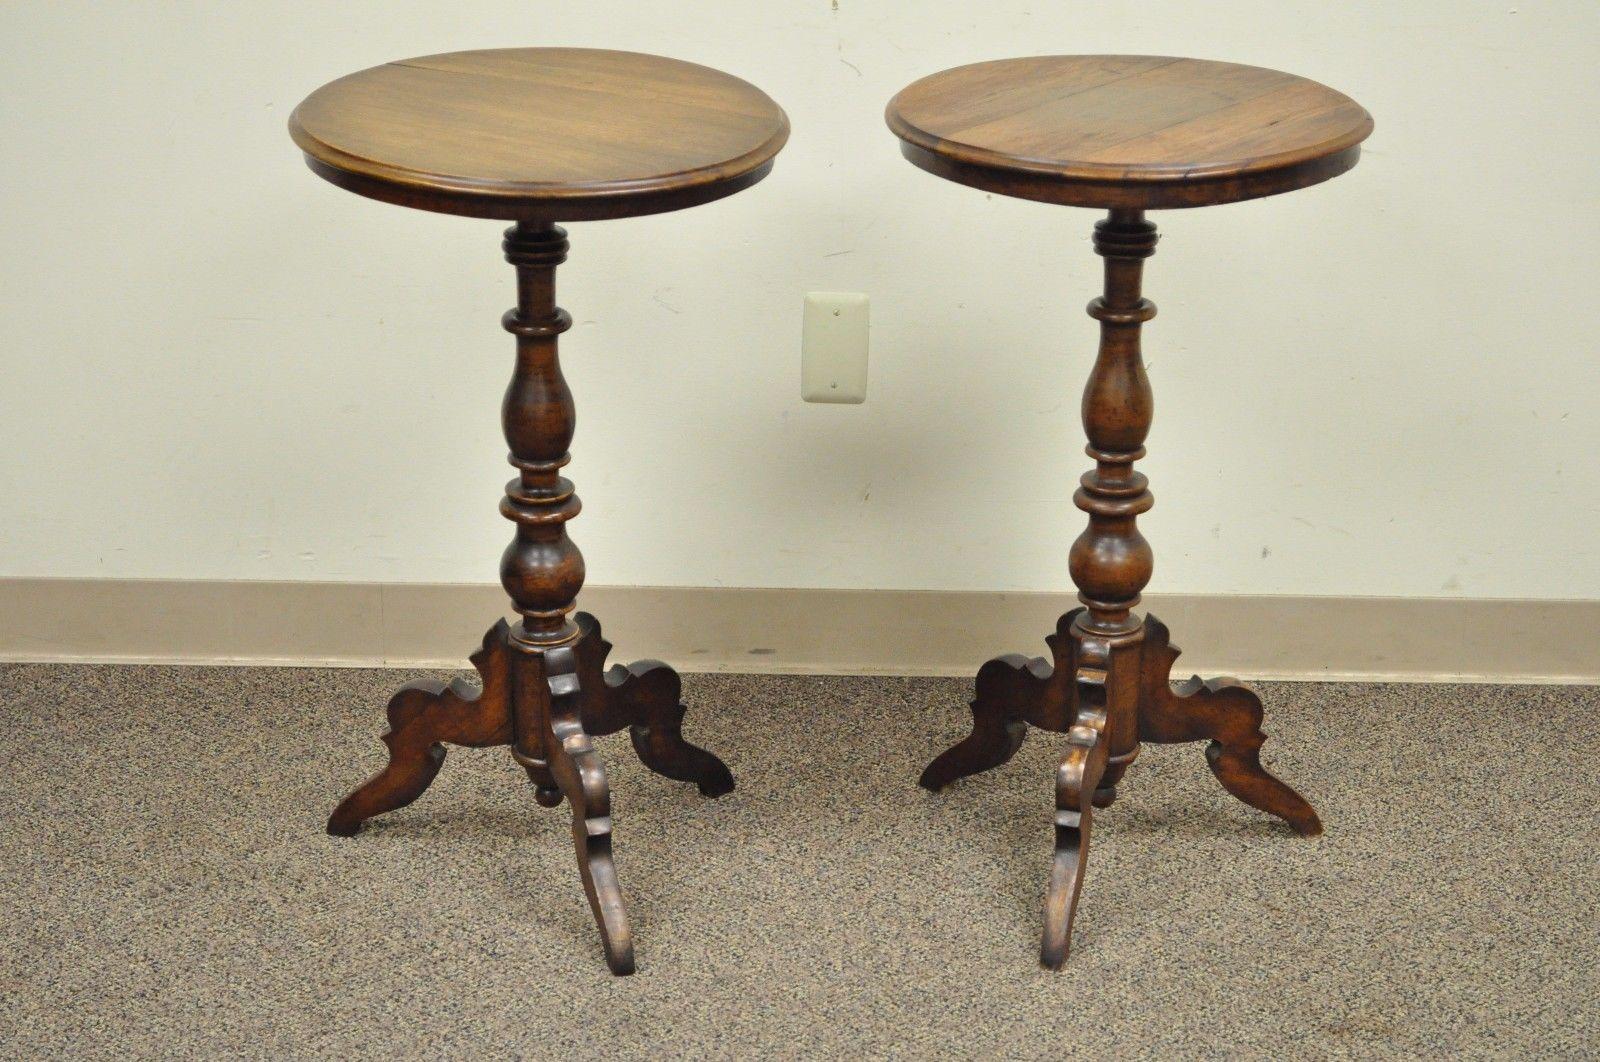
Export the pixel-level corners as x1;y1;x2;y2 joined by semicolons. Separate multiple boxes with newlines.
895;56;1359;967
304;48;773;975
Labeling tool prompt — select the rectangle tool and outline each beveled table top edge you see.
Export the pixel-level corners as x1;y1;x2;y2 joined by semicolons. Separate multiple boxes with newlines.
288;47;791;221
884;55;1373;185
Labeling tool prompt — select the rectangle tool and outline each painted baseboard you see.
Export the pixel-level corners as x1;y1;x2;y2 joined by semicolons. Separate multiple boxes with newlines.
0;578;1594;682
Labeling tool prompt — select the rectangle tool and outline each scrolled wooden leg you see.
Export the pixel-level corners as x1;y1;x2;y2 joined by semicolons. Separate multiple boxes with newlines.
533;642;635;976
327;621;514;836
918;653;1043;792
574;613;734;798
921;611;1088;793
1040;641;1112;969
619;660;735;797
1137;615;1322;836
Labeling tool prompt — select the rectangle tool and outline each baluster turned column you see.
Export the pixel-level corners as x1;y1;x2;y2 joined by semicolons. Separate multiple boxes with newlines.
1069;208;1159;802
499;222;583;648
498;221;587;815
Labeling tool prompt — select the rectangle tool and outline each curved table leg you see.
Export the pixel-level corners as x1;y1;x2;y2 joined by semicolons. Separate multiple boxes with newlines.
616;660;735;797
918;653;1045;791
537;642;635;976
1137;615;1322;836
1040;640;1113;968
575;613;735;798
327;621;514;836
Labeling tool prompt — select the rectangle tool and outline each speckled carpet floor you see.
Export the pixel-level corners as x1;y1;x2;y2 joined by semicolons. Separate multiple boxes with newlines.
1;663;1595;1059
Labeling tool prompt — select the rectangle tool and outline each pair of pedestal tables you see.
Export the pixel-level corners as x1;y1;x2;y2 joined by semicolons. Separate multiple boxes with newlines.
290;48;1372;975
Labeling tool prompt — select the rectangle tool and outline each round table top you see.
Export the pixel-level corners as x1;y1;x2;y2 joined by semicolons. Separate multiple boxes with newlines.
886;56;1372;209
290;48;790;221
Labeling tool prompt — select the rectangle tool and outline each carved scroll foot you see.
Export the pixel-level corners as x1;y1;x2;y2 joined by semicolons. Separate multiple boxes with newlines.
534;642;636;976
574;613;735;798
327;621;514;836
1040;655;1111;969
1137;615;1322;836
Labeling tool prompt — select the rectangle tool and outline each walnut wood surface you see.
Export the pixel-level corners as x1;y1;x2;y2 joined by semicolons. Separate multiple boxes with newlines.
290;48;789;220
887;56;1371;208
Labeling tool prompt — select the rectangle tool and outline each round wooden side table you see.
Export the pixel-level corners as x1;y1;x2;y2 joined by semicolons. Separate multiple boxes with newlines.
887;56;1372;967
291;47;789;975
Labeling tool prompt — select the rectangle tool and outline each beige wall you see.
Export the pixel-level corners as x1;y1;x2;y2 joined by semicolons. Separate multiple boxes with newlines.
2;1;1596;602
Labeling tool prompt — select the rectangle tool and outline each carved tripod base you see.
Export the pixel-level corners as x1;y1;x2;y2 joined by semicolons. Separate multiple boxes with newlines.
919;608;1321;969
326;612;734;976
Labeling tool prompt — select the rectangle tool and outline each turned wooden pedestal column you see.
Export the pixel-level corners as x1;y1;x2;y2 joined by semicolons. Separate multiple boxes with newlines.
888;56;1372;966
290;47;788;974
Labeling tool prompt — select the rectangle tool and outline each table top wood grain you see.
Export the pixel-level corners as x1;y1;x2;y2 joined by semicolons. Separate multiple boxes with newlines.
886;56;1372;209
290;48;790;220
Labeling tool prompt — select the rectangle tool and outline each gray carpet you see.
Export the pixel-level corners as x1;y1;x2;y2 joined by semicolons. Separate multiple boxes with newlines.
0;662;1595;1059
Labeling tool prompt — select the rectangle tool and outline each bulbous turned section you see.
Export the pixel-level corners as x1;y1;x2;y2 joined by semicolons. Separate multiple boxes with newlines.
500;222;584;646
1068;457;1154;624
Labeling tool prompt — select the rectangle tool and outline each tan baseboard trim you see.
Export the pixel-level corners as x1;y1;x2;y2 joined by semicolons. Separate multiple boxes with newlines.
0;578;1594;683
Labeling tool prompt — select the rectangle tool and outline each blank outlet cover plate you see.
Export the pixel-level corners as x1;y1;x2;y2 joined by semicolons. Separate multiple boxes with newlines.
801;292;868;404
